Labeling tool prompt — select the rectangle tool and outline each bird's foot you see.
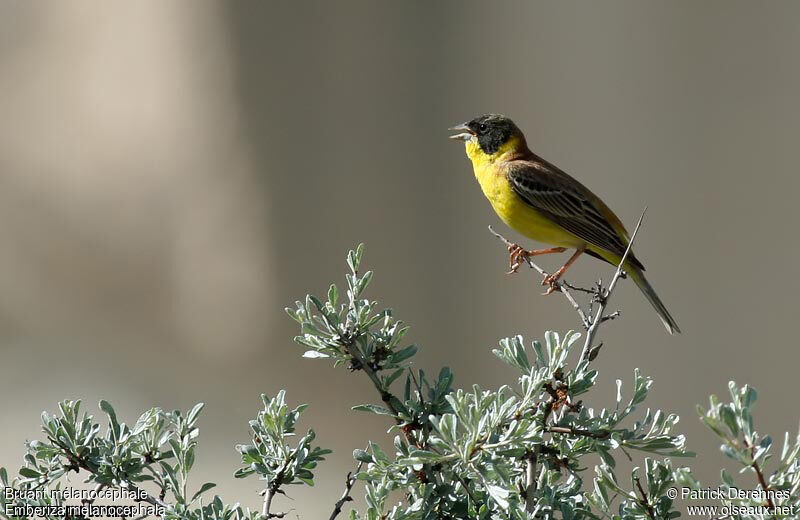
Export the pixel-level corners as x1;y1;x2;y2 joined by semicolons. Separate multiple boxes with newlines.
506;244;530;274
540;247;584;295
506;244;567;273
541;273;562;295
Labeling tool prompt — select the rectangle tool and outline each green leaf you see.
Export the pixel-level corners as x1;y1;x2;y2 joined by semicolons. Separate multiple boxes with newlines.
486;484;510;509
187;403;205;425
369;442;390;465
328;284;339;306
185;446;196;471
234;467;255;478
390;345;417;364
356;271;374;295
352;404;395;417
720;406;739;437
353;449;373;463
347;244;364;273
401;450;441;464
190;482;217;503
99;400;118;428
303;350;329;359
598;448;616;468
383;368;405;389
18;467;40;478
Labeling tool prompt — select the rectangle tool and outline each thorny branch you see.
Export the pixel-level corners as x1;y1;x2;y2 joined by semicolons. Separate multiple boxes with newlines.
337;324;439;500
328;460;365;520
521;379;562;512
262;466;287;519
635;476;657;520
341;332;404;419
580;209;646;362
524;452;538;512
744;440;777;516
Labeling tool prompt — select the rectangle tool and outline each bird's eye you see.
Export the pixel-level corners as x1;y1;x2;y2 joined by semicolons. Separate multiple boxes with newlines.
478;123;488;133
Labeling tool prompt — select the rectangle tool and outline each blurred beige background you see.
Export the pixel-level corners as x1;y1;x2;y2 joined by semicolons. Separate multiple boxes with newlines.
2;0;799;516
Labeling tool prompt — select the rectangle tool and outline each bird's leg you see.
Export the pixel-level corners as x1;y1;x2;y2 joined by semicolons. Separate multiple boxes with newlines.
507;244;567;274
542;246;586;295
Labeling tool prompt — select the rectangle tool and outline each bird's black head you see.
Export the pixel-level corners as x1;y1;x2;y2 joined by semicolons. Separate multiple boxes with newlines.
449;114;525;155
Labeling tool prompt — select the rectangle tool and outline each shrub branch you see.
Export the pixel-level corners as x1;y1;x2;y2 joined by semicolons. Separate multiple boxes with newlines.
329;460;364;520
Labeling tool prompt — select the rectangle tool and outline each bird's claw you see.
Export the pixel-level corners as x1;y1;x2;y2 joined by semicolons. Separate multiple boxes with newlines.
541;273;562;295
506;244;529;274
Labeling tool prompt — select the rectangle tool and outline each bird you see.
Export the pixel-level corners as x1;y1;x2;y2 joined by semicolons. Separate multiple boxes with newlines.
449;114;680;334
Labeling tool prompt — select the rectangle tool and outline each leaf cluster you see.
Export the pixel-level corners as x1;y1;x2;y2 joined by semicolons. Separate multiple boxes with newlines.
3;245;799;520
699;382;800;518
286;247;695;520
235;390;331;489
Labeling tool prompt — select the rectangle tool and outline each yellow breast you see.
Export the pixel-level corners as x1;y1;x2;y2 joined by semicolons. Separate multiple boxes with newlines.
466;140;584;248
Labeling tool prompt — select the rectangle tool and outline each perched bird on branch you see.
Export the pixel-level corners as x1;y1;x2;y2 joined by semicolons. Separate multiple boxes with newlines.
450;114;679;334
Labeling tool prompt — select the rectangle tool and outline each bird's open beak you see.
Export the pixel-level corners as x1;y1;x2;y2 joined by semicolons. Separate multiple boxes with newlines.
448;123;475;141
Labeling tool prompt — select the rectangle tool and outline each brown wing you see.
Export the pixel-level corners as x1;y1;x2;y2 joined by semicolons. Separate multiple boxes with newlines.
506;158;644;270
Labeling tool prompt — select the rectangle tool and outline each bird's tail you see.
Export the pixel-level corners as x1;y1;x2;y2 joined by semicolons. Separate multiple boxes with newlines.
628;267;681;334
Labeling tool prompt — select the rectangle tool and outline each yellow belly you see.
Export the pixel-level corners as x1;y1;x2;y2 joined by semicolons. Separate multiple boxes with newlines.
473;159;585;249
